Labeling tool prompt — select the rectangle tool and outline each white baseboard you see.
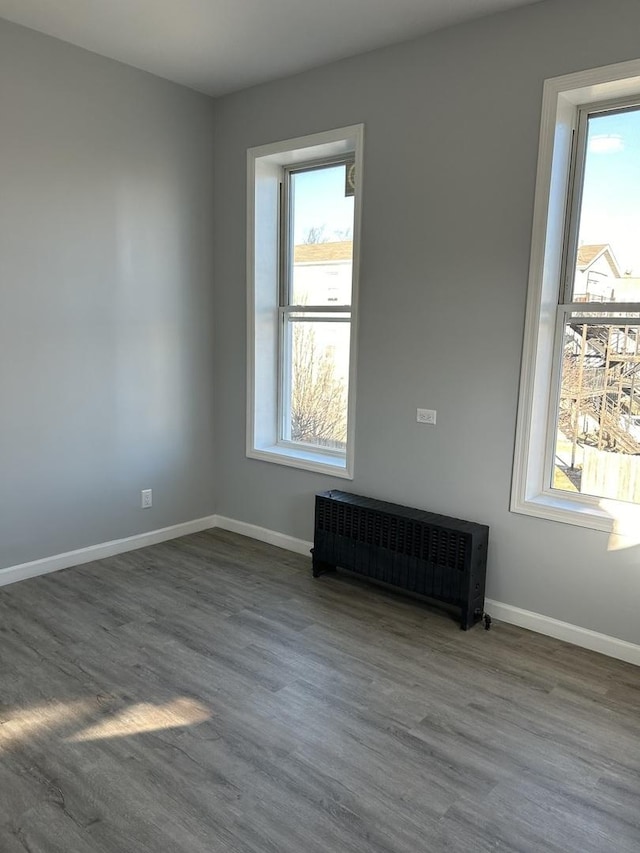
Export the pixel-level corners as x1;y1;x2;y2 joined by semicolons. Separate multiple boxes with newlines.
485;598;640;667
213;515;313;556
0;515;218;588
2;512;638;667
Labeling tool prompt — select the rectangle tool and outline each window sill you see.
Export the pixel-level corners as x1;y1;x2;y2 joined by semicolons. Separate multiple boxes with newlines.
511;488;639;534
248;444;353;478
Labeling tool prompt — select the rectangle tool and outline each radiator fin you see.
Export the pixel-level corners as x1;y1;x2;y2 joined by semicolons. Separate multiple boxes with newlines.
316;499;468;570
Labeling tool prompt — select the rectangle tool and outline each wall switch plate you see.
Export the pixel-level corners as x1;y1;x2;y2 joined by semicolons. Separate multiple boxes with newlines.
417;408;437;425
141;489;152;508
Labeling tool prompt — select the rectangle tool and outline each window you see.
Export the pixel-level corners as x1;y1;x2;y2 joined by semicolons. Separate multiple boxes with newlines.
247;126;363;477
512;60;640;531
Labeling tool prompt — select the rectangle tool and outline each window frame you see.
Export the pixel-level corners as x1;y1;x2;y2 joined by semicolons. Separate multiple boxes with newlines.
246;125;363;478
278;157;354;456
512;59;640;532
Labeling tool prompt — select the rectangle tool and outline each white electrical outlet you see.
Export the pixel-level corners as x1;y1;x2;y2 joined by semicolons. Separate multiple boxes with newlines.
141;489;152;508
417;408;437;425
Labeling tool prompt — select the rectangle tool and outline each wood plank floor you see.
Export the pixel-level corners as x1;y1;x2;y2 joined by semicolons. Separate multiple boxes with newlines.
0;529;638;852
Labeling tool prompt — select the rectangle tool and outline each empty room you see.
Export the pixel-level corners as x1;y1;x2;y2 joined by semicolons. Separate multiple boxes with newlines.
1;0;639;850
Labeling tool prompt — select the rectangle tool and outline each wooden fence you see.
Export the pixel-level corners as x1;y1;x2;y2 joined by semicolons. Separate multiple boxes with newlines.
581;446;640;503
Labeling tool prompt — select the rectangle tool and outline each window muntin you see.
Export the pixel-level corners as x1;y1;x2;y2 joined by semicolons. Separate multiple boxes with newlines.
551;102;640;505
279;160;355;454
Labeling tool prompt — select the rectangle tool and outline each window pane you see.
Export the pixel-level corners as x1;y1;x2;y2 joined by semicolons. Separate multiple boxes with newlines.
553;321;640;503
290;164;354;306
283;316;350;451
572;107;640;303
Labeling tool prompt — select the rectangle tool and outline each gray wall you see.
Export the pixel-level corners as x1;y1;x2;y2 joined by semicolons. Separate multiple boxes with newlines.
212;0;640;646
0;19;217;569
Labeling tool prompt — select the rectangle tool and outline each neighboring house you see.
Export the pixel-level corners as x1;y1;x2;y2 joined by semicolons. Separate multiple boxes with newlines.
575;243;640;303
574;243;621;301
612;274;640;303
293;240;352;305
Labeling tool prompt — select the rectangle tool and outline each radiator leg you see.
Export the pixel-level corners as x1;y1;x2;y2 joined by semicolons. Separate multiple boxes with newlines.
460;606;481;630
460;607;472;630
312;559;336;578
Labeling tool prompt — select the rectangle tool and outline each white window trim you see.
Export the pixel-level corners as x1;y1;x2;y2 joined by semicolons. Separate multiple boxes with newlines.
246;125;363;478
512;59;640;533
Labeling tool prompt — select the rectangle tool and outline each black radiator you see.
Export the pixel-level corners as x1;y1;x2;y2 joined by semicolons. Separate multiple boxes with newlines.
312;490;489;630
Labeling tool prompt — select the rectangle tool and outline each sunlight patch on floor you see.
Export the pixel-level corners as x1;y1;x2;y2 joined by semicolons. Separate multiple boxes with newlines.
66;698;211;742
0;699;92;747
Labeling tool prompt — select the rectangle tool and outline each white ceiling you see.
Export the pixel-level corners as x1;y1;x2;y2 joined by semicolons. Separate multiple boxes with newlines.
0;0;543;96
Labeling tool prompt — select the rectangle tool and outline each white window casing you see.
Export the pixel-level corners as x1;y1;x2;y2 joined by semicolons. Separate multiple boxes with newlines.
247;125;363;477
512;59;640;532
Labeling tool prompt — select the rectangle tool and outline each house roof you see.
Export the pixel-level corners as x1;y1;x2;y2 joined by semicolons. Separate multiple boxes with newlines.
576;243;622;277
577;244;608;268
294;241;352;263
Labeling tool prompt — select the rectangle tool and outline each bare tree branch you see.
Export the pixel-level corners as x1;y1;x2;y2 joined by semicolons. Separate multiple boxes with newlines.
290;323;347;449
302;225;329;244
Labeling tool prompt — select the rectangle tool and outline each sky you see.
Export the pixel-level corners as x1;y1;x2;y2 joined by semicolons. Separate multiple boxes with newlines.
578;107;640;276
291;164;354;245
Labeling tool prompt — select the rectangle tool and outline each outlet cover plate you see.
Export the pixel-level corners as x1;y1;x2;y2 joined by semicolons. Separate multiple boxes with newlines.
417;408;437;425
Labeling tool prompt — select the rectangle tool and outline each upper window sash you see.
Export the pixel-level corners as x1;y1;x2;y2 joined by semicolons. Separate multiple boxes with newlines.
561;99;640;306
280;157;355;310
